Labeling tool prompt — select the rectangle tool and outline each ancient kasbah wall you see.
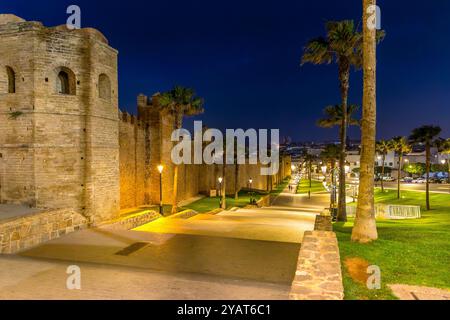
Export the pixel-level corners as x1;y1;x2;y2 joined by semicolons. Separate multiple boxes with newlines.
119;111;146;209
0;15;120;223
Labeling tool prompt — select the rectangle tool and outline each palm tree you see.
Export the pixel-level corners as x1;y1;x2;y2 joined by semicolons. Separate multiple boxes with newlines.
317;104;360;129
301;152;317;199
302;20;363;223
317;103;359;220
351;0;385;243
409;126;442;210
159;86;204;214
391;136;412;199
320;145;340;213
375;140;392;192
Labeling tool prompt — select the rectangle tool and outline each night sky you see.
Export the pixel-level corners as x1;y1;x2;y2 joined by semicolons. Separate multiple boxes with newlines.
2;0;450;141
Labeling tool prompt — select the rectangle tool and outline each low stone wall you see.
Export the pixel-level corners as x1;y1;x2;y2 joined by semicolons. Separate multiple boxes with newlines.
314;215;333;231
99;209;161;230
0;209;87;254
256;194;272;208
289;214;344;300
167;209;197;220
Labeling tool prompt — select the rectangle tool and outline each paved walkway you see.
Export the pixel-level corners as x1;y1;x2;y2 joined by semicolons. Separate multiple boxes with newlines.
0;181;323;299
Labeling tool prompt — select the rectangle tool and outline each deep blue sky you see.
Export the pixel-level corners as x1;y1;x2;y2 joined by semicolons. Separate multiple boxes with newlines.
2;0;450;141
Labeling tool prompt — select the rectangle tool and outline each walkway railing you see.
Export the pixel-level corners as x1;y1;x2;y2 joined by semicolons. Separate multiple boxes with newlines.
346;204;421;219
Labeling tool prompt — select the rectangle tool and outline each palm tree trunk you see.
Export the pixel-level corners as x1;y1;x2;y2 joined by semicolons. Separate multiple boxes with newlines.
426;143;431;210
351;0;378;243
337;62;350;222
171;114;183;214
381;154;385;192
397;154;402;199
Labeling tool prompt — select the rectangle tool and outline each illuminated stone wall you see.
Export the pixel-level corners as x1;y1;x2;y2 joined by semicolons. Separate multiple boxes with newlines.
0;15;120;223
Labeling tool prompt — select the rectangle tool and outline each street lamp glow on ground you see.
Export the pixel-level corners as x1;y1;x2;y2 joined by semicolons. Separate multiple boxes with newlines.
157;165;164;215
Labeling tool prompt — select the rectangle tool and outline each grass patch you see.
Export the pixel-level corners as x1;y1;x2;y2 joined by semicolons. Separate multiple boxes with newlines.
270;178;290;196
335;189;450;300
297;179;325;194
181;190;263;213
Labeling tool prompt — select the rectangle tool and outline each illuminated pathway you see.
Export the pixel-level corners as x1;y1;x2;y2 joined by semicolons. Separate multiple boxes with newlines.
0;185;325;299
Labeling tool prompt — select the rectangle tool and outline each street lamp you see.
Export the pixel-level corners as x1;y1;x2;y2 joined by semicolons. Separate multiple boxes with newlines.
344;165;351;174
441;159;446;165
321;165;327;175
157;165;164;215
248;178;253;203
218;177;223;207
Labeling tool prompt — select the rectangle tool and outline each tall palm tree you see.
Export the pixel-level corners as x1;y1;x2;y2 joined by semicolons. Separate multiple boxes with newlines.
391;136;412;199
302;20;363;223
159;86;204;214
409;126;442;210
351;0;385;243
375;140;392;192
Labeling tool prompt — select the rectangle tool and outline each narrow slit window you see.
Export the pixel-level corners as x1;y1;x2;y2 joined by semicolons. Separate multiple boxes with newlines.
6;66;16;93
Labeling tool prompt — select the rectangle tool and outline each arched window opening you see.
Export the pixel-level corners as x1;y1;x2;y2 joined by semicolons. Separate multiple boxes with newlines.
98;73;111;101
6;66;15;93
55;67;76;95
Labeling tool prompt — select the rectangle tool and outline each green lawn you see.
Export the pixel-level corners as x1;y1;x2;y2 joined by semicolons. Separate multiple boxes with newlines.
181;190;263;213
334;189;450;300
270;178;290;196
297;179;325;194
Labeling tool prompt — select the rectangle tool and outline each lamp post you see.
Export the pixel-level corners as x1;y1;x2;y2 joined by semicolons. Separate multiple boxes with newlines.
442;159;450;192
218;177;223;208
248;178;253;204
157;165;164;215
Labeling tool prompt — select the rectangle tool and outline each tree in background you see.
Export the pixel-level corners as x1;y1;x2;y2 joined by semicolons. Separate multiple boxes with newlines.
409;125;442;210
320;144;341;213
391;136;412;199
437;138;450;184
159;86;204;214
375;139;392;192
403;163;426;176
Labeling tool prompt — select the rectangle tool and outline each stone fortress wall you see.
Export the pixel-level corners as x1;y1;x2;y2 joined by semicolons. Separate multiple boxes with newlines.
0;14;119;224
0;15;291;223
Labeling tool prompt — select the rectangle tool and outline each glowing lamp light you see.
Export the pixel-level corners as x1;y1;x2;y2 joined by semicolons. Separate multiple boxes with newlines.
291;165;296;171
321;166;327;175
218;177;223;184
441;159;446;165
344;165;350;174
249;178;253;184
157;165;164;174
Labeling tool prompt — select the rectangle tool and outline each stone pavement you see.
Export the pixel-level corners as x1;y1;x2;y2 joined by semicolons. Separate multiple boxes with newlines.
389;284;450;300
0;182;321;299
0;255;289;300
